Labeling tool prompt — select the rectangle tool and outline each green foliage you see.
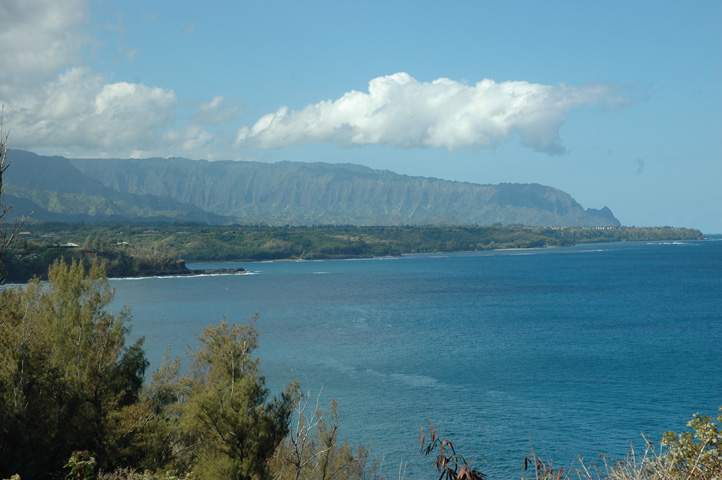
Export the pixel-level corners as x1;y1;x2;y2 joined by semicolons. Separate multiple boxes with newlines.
2;231;188;282
0;260;302;480
96;469;188;480
0;259;148;479
65;451;97;480
122;348;184;472
656;407;722;479
178;319;300;480
0;252;300;479
3;223;704;276
516;408;722;480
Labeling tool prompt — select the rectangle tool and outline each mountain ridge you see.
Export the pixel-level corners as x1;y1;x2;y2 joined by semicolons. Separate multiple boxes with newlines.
5;149;620;227
4;150;231;223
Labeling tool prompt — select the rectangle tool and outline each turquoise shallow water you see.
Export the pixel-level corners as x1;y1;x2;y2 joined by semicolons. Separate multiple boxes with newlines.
111;240;722;479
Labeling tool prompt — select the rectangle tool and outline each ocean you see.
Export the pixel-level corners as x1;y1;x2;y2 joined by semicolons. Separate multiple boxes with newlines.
111;240;722;479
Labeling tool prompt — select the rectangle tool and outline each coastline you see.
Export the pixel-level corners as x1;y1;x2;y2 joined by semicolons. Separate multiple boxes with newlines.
106;266;247;280
4;232;709;283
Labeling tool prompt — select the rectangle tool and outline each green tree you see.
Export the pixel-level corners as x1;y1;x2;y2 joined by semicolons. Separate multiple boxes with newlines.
121;346;185;471
179;319;299;480
0;259;148;479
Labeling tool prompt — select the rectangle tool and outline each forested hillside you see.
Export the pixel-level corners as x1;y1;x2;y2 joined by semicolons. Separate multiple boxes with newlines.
3;151;232;223
3;223;704;282
5;150;620;227
70;155;620;226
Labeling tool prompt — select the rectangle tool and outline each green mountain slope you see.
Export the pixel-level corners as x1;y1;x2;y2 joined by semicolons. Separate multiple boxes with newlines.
68;155;620;226
5;150;232;223
4;150;620;226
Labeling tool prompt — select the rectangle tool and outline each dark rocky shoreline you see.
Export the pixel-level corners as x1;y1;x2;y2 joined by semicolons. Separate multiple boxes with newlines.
187;267;246;275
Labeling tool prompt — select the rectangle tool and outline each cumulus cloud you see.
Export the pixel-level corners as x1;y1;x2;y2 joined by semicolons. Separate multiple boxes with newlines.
236;72;628;154
5;67;177;153
0;0;90;84
0;0;213;158
0;0;631;160
163;125;215;153
194;95;244;125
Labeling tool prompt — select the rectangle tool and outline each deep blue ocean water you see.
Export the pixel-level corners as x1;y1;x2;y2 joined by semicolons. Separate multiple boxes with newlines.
111;240;722;479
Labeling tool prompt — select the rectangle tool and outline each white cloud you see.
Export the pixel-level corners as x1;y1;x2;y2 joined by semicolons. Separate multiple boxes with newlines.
163;125;215;153
5;67;177;153
0;0;207;158
236;72;628;154
0;0;631;160
194;95;244;125
0;0;90;84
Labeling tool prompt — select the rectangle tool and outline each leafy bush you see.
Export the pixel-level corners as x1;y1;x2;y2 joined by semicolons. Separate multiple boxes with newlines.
654;408;722;479
0;260;148;478
177;320;299;480
516;407;722;480
0;261;299;480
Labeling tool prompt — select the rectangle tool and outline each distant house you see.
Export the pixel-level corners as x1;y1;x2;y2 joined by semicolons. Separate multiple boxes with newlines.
57;242;80;248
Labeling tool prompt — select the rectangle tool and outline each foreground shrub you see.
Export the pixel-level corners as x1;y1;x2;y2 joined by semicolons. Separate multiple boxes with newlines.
0;260;147;478
177;320;299;480
419;419;484;480
652;407;721;480
518;406;722;480
0;261;298;480
271;392;383;480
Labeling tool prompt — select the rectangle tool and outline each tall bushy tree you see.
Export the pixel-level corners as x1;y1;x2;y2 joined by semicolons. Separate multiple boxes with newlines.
121;347;185;471
178;320;299;480
0;260;148;479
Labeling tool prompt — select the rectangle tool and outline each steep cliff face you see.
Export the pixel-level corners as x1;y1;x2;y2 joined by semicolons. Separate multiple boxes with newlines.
4;150;230;223
6;150;620;226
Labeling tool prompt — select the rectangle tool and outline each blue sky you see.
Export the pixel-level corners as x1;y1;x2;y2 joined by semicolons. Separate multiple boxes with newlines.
1;1;720;232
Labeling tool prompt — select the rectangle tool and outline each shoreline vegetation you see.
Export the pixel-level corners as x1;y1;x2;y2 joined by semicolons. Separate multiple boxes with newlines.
1;223;705;283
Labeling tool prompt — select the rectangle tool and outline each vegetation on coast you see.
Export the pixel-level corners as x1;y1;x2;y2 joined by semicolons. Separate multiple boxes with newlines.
1;222;705;282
